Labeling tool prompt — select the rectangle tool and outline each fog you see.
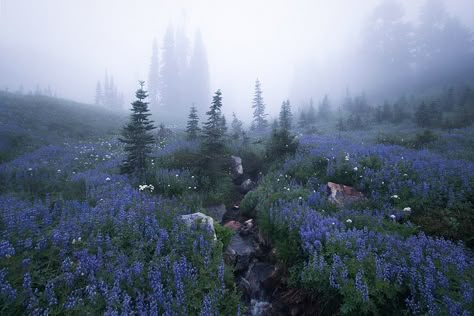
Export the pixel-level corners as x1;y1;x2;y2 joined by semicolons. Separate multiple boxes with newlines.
1;0;473;123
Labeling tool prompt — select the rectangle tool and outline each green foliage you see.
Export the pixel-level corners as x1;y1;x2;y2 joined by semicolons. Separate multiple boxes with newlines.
240;190;259;217
240;147;266;179
411;202;474;248
230;112;243;140
119;81;156;176
214;222;234;249
186;105;201;140
156;123;173;148
376;129;437;149
279;99;293;131
265;128;298;162
202;175;236;206
251;79;268;133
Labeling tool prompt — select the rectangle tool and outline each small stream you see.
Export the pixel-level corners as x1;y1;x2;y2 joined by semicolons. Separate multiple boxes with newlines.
222;203;283;316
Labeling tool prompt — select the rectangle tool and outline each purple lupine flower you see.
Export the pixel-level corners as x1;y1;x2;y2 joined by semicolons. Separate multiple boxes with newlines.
355;270;369;302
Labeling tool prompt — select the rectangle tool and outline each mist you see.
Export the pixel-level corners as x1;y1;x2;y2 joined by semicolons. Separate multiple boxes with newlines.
1;0;473;123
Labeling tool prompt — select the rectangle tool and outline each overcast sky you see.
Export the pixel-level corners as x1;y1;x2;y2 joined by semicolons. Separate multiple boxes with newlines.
0;0;473;121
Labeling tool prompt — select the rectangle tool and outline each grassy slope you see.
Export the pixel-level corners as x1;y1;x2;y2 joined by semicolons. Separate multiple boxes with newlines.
0;91;125;162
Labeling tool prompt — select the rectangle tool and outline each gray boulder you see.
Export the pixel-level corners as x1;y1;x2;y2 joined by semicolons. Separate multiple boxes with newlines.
180;212;216;240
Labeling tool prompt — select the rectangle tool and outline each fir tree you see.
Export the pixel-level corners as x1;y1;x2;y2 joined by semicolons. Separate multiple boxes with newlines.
203;89;226;152
95;81;103;106
231;112;243;140
298;109;307;129
279;99;293;131
148;38;160;110
307;98;317;125
251;79;268;133
318;94;331;120
156;123;172;148
185;105;200;140
119;81;156;177
189;30;210;114
382;100;393;122
202;89;228;183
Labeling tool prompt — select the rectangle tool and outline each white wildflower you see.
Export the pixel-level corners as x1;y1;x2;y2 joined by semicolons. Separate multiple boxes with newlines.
353;167;358;171
28;168;33;171
403;207;412;212
57;169;61;173
72;238;76;244
391;195;400;199
390;214;396;220
346;219;352;224
105;177;111;182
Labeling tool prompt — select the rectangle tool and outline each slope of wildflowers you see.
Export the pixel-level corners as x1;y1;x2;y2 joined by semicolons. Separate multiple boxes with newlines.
243;133;474;315
0;139;240;315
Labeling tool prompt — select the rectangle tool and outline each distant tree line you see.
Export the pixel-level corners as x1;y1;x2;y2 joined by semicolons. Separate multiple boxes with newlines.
147;25;210;123
95;71;124;110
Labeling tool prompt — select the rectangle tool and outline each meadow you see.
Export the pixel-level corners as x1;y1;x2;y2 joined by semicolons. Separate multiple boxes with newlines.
0;92;473;315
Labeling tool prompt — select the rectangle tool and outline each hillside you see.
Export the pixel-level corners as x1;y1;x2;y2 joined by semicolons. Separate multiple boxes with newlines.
0;92;125;162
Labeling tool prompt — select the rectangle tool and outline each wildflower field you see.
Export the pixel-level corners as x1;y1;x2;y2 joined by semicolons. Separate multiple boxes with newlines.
242;130;474;315
0;139;240;315
0;124;473;315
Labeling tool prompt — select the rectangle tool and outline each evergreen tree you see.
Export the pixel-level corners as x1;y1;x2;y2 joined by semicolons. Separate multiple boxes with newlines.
343;88;353;112
374;105;384;123
318;94;331;120
336;116;345;137
279;99;293;131
95;81;103;106
189;30;210;114
156;123;173;148
271;119;279;130
160;25;179;113
415;102;429;127
185;105;200;140
251;79;268;133
119;81;156;177
392;96;409;123
382;100;393;122
148;38;160;110
202;89;229;184
307;98;317;125
267;101;297;160
298;109;307;129
231;112;243;140
443;87;455;111
203;89;226;152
